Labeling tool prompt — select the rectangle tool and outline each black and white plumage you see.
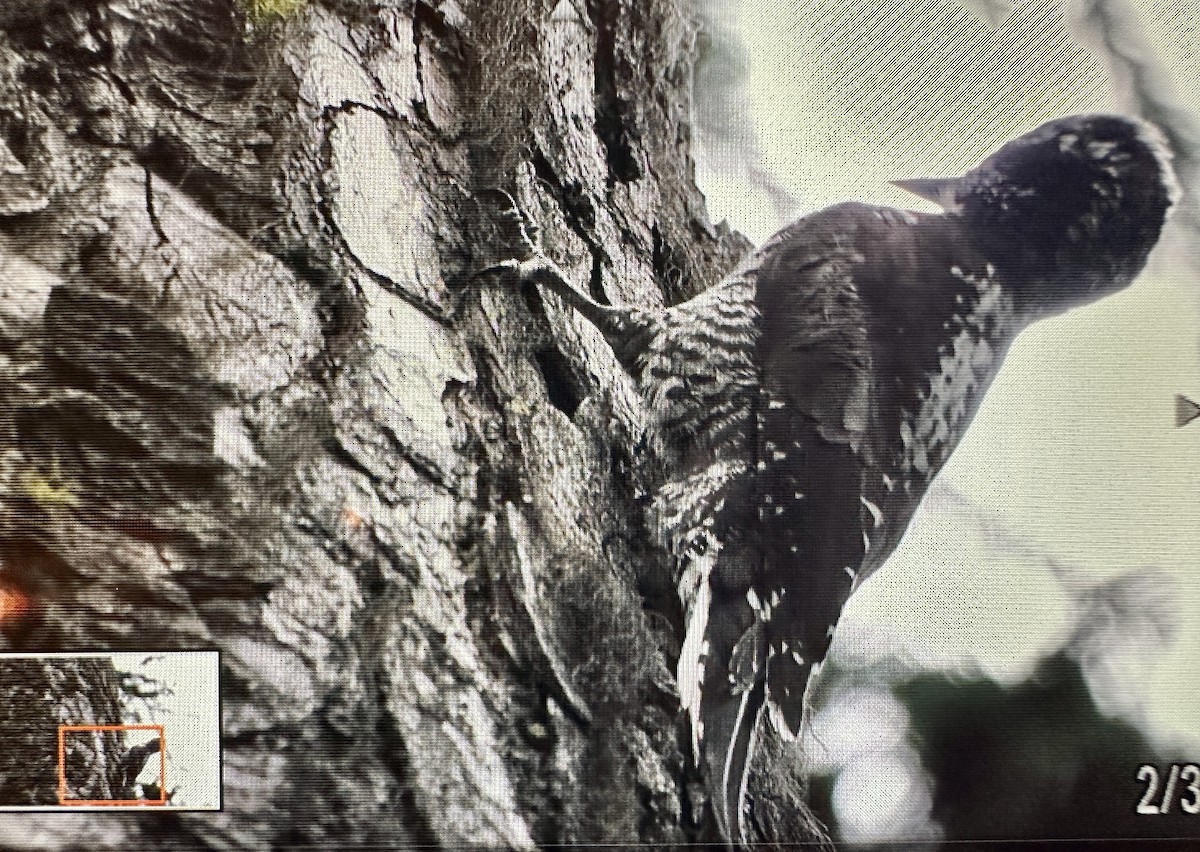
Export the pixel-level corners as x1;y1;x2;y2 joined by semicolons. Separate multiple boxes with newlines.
490;113;1177;846
116;737;162;798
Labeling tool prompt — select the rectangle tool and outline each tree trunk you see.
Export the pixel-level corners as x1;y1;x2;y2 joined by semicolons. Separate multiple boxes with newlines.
0;659;127;806
0;0;825;847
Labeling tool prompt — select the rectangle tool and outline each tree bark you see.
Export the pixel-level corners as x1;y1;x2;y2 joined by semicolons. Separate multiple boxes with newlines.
0;659;127;806
0;0;825;847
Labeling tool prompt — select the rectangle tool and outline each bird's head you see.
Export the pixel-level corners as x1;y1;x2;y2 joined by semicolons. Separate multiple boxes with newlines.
894;114;1180;316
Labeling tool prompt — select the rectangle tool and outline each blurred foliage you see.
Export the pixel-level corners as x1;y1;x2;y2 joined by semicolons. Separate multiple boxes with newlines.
810;654;1200;844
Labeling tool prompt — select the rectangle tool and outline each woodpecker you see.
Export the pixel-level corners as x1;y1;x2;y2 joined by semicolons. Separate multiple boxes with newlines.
486;113;1177;846
116;737;162;798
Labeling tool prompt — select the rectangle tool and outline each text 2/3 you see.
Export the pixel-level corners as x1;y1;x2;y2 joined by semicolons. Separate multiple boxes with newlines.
1137;764;1200;814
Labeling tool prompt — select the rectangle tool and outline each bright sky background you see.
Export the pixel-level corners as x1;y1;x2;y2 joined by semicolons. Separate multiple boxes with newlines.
694;0;1200;838
111;651;221;809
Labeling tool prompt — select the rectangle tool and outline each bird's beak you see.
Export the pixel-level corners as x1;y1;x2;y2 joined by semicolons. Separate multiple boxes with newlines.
890;177;961;210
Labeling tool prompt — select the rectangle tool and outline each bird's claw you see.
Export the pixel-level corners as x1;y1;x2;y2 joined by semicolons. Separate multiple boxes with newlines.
472;256;567;288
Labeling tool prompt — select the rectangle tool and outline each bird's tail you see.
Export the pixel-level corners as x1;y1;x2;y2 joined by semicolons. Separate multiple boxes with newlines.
680;570;767;848
703;668;766;846
683;583;824;846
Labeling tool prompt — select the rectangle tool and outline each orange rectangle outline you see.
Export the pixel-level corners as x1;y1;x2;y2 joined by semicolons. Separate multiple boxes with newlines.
57;724;167;806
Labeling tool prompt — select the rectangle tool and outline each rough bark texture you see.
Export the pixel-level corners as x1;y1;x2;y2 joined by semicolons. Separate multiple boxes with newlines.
0;659;127;806
0;0;823;847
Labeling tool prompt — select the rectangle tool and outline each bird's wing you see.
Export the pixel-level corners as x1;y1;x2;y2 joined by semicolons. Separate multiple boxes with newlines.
645;207;881;843
641;271;761;768
754;205;875;450
748;205;874;735
638;273;761;474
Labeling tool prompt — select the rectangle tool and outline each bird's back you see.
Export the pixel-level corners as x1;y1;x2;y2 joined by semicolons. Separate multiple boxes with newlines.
649;201;1010;596
647;200;1029;840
